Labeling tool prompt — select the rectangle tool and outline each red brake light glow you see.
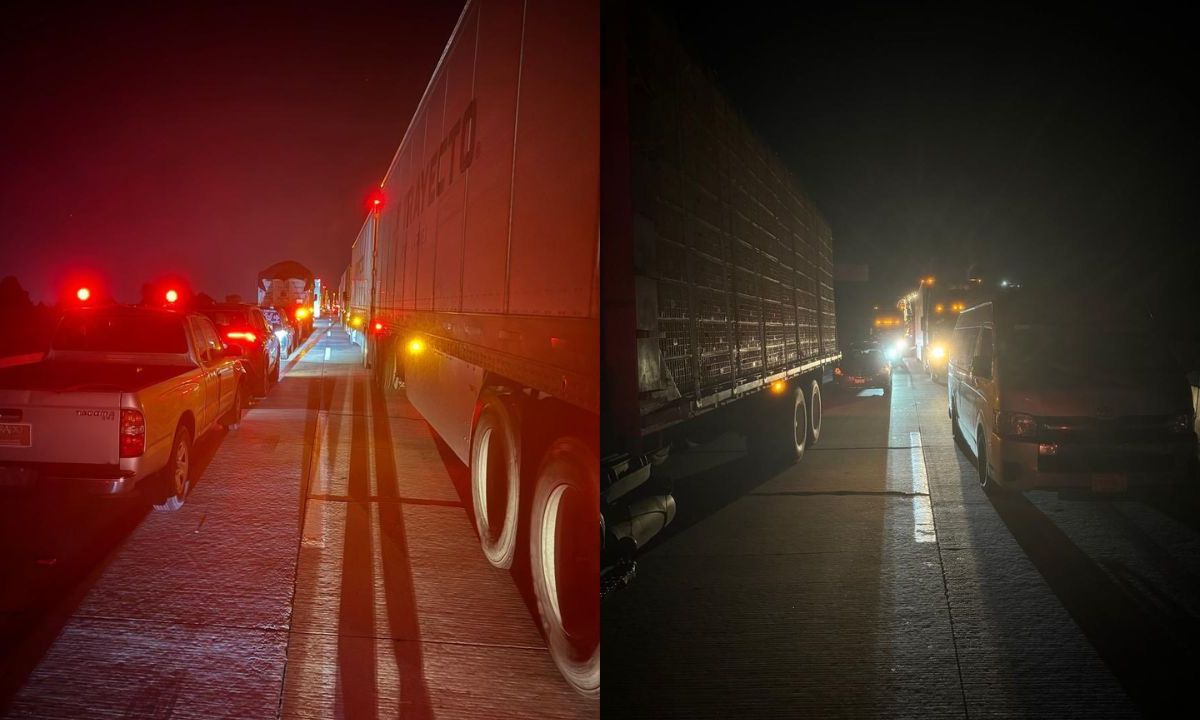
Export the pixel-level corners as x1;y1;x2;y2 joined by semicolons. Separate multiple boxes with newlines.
226;331;257;342
120;409;146;458
165;289;179;303
76;287;91;301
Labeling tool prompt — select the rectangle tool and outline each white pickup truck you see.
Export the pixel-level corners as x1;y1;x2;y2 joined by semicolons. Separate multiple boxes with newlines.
0;305;247;510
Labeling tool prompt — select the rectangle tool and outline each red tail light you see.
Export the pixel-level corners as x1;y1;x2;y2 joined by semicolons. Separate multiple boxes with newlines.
226;331;257;342
120;409;146;458
76;287;91;301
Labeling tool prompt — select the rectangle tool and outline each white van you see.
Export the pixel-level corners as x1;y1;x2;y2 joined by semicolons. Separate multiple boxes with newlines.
947;292;1197;493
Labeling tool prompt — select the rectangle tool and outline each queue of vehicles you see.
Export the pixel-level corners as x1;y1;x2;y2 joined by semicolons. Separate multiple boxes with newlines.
0;283;305;511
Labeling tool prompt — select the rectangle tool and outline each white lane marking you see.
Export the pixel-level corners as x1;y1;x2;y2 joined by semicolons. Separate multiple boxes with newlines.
302;413;330;548
910;431;936;543
324;347;331;362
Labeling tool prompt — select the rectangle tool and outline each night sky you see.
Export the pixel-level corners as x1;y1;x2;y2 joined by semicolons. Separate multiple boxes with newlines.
1;1;464;303
655;1;1198;322
3;2;1197;322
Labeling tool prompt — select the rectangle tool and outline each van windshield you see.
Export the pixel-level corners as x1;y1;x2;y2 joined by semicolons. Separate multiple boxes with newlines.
999;324;1174;387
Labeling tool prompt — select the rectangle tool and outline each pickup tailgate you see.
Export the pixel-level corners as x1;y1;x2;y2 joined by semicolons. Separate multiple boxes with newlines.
0;389;123;465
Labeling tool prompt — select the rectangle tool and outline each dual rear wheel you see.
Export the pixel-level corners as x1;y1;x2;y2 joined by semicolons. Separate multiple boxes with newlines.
468;393;599;697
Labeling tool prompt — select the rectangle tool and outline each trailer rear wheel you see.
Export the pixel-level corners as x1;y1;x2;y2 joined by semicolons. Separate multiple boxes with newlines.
747;386;807;465
470;394;521;569
808;379;823;446
530;437;600;697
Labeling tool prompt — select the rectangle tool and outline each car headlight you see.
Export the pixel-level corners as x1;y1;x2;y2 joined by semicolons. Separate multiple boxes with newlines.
998;412;1037;438
884;348;898;361
930;344;946;360
274;329;288;340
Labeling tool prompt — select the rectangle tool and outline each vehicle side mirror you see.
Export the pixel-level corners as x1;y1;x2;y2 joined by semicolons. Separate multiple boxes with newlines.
223;344;245;357
971;355;992;380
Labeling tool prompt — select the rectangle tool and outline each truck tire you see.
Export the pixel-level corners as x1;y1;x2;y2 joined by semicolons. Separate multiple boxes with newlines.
530;437;600;698
747;386;807;465
219;382;244;430
151;426;193;512
808;379;823;446
470;393;521;569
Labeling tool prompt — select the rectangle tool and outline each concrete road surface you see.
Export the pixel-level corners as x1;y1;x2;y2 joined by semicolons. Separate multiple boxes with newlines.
0;320;595;720
604;358;1200;719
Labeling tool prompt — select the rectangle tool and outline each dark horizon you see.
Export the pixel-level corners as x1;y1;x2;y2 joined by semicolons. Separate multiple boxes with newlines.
0;1;465;304
654;1;1198;318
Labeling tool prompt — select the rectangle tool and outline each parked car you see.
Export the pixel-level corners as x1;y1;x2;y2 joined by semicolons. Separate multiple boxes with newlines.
0;305;246;510
948;291;1198;493
833;347;893;396
261;306;295;359
198;304;281;397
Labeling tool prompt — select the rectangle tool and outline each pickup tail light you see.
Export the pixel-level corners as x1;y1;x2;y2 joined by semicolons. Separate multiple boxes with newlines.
226;331;257;342
120;409;146;458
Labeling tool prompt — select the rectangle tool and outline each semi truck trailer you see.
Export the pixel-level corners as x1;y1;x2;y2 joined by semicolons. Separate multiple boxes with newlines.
601;4;841;591
257;260;315;341
346;0;599;696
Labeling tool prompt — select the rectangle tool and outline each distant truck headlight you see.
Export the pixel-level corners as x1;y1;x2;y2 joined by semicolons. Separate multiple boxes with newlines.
884;348;899;362
930;344;946;360
893;338;907;355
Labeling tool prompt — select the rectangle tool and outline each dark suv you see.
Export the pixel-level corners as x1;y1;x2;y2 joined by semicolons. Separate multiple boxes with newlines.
198;304;281;397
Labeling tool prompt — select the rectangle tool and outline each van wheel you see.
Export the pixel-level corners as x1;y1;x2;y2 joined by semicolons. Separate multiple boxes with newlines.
220;382;244;429
470;393;521;569
951;400;963;446
977;425;1002;493
807;379;823;446
151;426;193;512
530;437;600;698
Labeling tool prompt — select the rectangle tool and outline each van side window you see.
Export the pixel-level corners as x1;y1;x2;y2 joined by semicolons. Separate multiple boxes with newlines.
953;327;978;363
976;327;993;358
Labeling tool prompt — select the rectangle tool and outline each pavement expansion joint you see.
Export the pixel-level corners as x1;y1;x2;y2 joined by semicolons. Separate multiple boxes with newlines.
749;489;930;498
282;627;547;652
306;494;464;508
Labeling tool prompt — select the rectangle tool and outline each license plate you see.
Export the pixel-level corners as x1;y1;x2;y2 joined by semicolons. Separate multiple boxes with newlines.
850;377;866;385
0;423;32;448
1091;473;1128;493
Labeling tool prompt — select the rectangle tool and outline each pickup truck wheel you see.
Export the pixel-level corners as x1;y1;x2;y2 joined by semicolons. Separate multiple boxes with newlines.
220;382;244;429
151;426;193;512
530;437;599;698
470;394;520;569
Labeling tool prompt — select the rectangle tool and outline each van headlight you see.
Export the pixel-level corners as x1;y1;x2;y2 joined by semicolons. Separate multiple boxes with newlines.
998;412;1037;438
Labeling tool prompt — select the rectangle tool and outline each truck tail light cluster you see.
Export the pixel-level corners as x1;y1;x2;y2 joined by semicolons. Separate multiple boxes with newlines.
120;409;146;458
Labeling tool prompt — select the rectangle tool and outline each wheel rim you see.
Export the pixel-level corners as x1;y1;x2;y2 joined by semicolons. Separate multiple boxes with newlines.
471;416;518;568
539;483;567;629
174;441;189;497
810;382;822;440
793;396;808;449
538;477;597;664
977;431;987;487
